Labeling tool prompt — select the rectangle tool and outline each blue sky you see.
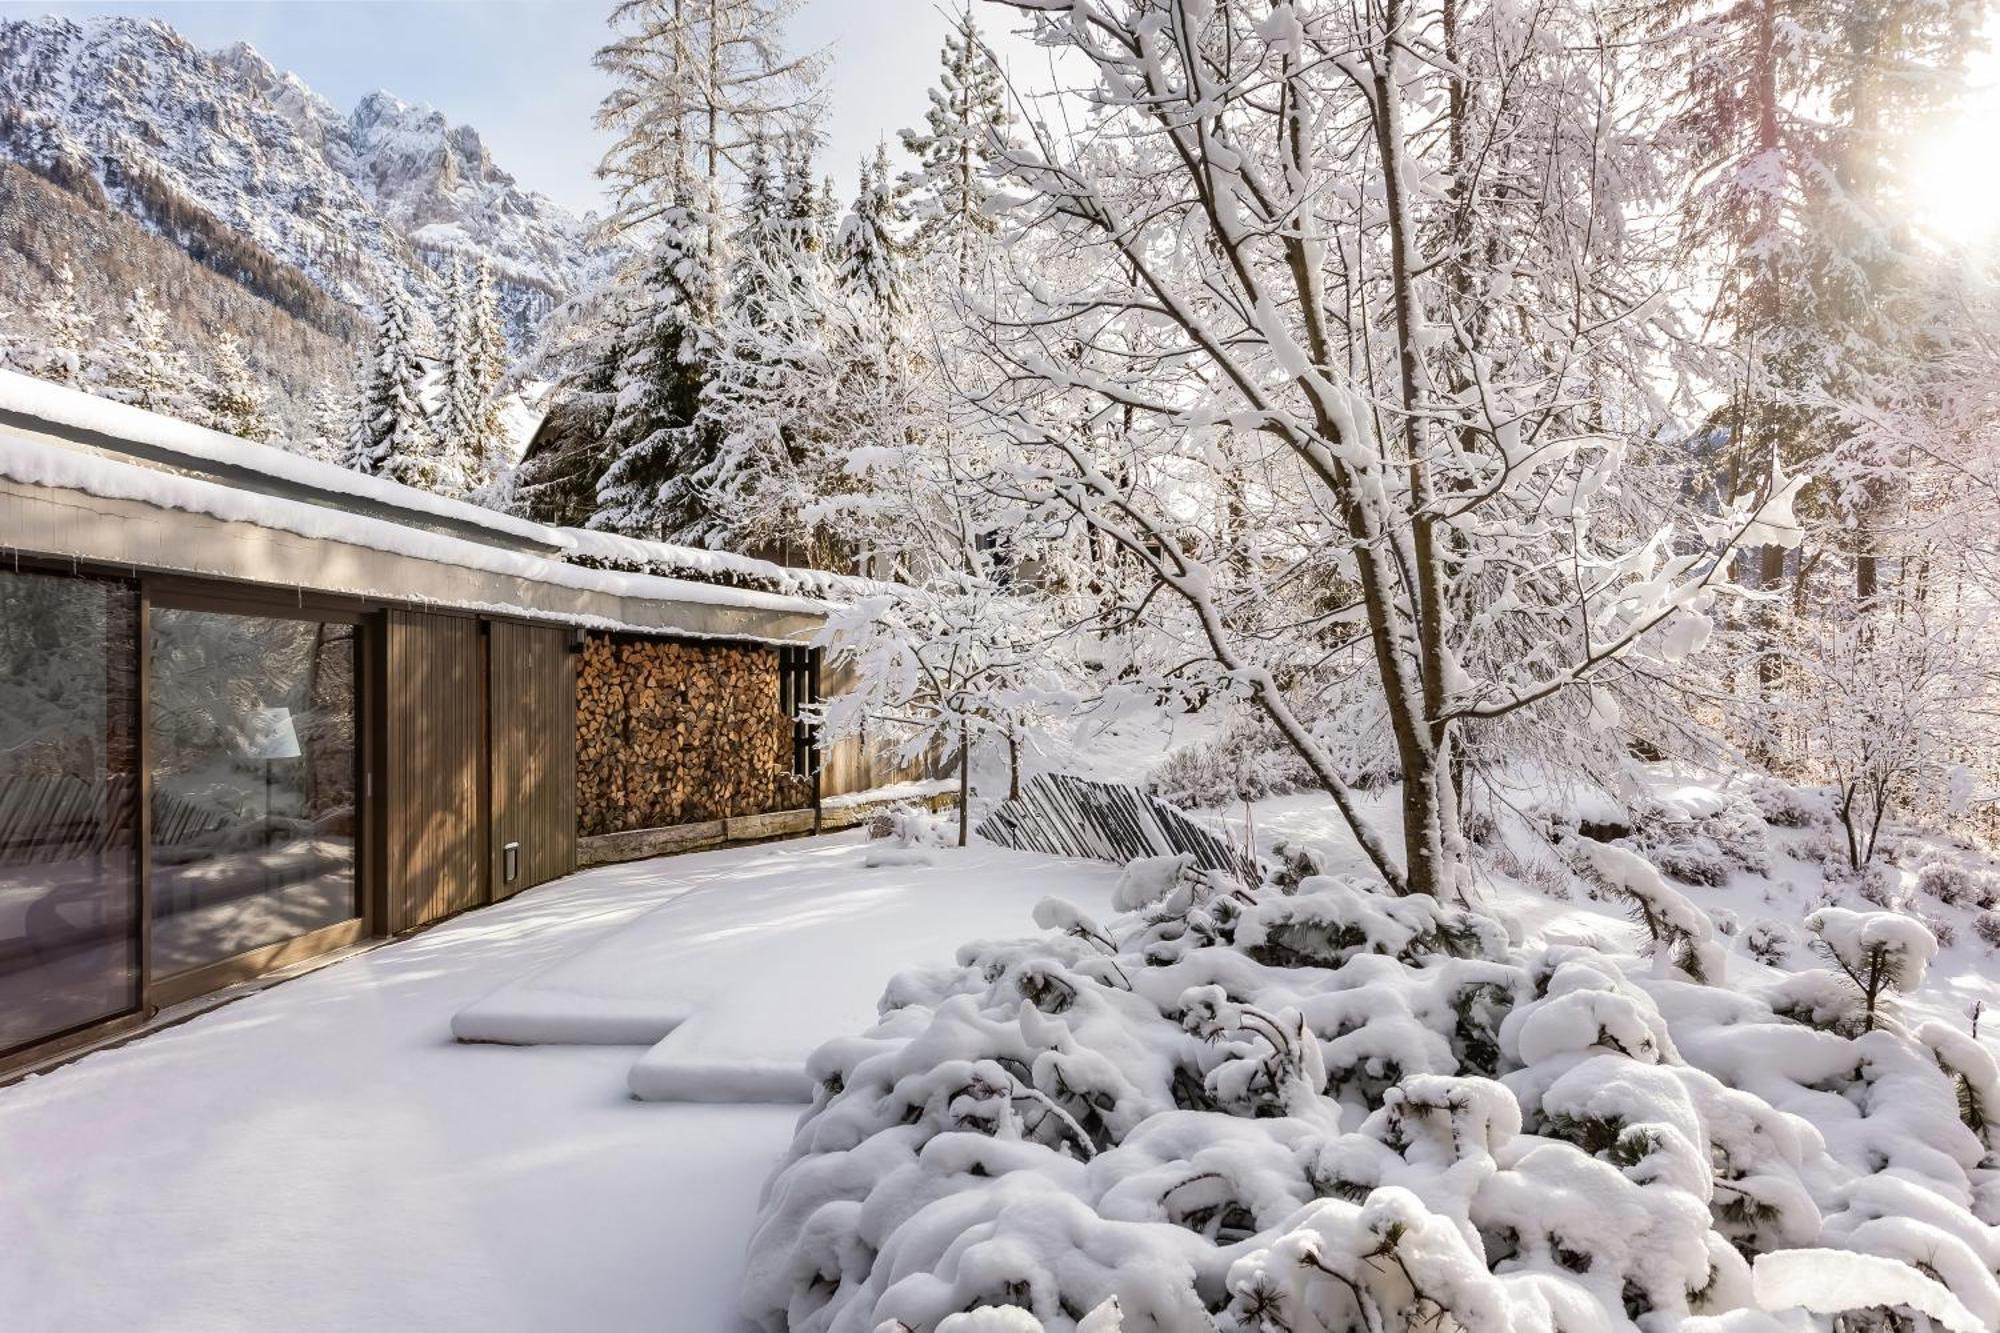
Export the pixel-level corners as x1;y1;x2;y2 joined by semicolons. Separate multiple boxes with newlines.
2;1;1008;219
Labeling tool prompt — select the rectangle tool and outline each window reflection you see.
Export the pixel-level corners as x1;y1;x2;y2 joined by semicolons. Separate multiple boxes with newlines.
0;572;139;1053
149;610;358;973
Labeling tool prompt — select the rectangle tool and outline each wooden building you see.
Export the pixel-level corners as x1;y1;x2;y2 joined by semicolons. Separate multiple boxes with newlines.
0;371;909;1076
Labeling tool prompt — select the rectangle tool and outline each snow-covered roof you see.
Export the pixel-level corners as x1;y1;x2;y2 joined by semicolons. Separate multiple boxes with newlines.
0;369;567;553
560;525;893;601
0;372;835;641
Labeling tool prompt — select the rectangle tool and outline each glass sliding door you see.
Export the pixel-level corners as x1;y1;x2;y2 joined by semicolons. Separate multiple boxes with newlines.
148;608;359;976
0;572;140;1055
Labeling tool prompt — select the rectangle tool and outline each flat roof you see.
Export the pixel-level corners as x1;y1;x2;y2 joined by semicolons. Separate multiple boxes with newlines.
0;372;835;642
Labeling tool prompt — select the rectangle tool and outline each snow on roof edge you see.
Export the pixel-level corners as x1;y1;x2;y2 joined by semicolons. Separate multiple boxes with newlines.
561;526;909;601
0;429;833;622
0;369;573;551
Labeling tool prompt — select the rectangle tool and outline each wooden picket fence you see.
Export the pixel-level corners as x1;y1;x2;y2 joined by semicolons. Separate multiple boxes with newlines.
975;772;1259;881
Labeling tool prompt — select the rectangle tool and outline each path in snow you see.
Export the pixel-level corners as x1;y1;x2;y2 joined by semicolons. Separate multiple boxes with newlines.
0;832;1116;1333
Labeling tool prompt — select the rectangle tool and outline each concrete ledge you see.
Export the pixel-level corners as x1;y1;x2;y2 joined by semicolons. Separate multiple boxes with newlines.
579;820;726;867
724;808;817;842
820;790;956;831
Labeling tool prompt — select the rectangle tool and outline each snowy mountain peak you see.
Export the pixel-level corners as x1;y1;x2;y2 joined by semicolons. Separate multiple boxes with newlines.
0;13;619;347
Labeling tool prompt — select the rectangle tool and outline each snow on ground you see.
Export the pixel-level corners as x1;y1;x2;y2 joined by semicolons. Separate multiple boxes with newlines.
0;831;1116;1333
452;833;1117;1103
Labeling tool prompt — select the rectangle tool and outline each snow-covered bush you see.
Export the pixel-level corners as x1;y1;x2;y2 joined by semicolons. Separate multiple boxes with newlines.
1147;716;1315;811
1569;840;1727;983
1623;793;1772;886
865;805;954;868
742;850;2000;1332
1974;911;2000;950
1783;907;1940;1035
1917;856;2000;911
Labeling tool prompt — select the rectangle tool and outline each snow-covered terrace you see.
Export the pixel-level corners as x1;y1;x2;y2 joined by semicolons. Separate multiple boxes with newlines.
0;369;849;642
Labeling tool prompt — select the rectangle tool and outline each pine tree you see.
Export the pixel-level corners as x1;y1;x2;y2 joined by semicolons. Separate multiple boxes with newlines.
898;4;1010;283
694;130;846;562
303;381;351;463
590;211;720;537
467;256;513;492
100;288;208;424
203;332;274;443
30;261;93;386
437;262;477;451
836;145;909;316
520;0;822;531
349;290;447;492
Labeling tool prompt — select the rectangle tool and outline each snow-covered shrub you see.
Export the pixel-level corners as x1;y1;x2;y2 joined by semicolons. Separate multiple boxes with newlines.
742;852;1999;1332
1569;840;1726;983
1975;911;2000;949
1742;919;1795;967
1744;777;1834;830
1917;856;2000;910
1623;793;1771;886
865;805;953;868
1146;716;1313;811
1784;907;1940;1035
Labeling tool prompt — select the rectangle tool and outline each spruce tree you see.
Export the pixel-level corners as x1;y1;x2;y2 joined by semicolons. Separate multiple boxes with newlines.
101;288;207;424
466;256;513;493
350;291;447;491
31;261;92;386
836;145;909;316
520;0;822;531
203;332;274;443
304;381;351;463
590;210;720;538
898;4;1010;283
696;130;843;562
437;261;478;460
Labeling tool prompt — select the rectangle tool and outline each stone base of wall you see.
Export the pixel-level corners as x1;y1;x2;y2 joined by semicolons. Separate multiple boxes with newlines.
576;789;957;869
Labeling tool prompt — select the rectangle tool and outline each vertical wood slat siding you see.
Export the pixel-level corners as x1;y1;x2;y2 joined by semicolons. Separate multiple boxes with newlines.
385;610;486;932
487;620;576;899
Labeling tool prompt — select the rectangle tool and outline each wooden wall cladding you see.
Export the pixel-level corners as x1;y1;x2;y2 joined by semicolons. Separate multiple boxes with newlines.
487;620;577;899
385;610;484;932
576;636;809;837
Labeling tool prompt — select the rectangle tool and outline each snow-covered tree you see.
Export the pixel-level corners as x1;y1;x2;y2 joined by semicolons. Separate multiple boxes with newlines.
899;4;1010;283
695;131;845;561
28;261;92;386
301;381;351;463
970;0;1807;898
595;0;823;247
348;290;445;491
436;258;511;494
820;571;1061;844
98;287;208;424
589;211;721;538
523;0;823;533
202;332;274;443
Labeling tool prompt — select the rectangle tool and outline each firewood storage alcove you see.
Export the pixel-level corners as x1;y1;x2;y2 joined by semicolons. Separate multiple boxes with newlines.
575;634;815;838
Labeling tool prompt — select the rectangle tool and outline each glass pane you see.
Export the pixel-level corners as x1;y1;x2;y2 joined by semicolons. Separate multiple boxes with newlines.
0;572;140;1052
149;611;358;973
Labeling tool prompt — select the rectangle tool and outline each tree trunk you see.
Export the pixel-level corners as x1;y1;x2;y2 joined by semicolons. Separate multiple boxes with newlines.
957;717;970;847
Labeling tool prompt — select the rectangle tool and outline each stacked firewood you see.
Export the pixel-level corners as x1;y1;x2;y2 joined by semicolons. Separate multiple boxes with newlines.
576;635;810;836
